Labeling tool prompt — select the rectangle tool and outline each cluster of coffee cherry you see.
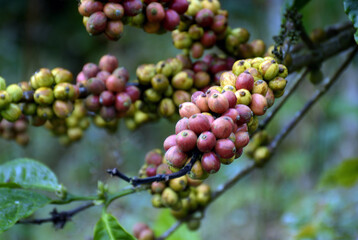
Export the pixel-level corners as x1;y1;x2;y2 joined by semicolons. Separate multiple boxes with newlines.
78;0;190;40
0;117;29;146
138;149;211;231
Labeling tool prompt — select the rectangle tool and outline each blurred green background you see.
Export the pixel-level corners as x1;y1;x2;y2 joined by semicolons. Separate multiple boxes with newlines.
1;0;358;239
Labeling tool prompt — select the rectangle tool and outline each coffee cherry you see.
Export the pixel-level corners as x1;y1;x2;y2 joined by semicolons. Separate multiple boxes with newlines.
235;89;252;105
175;117;189;134
6;84;23;102
163;9;180;31
252;80;268;96
176;129;198;154
195;8;214;27
173;90;191;107
250;93;268;116
232;60;251;76
133;223;150;239
151;182;166;194
196;184;211;206
221;90;237;108
208;93;229;114
268;77;287;92
220;71;236;87
161;187;179;208
34;87;54;105
172;71;193;90
151;74;169;92
99;55;118;73
169;175;188;192
234;131;250;149
165;146;187;168
170;0;189;15
85;95;101;112
235;72;254;91
33;68;55;88
78;0;103;17
235;104;253;125
88;78;106;95
259;59;279;81
179;102;200;118
222;108;240;123
253;146;271;165
103;3;124;20
163;134;177;151
136;64;156;85
159;98;176;117
146;2;165;22
265;88;275;108
1;103;22;122
215;139;236;159
123;0;143;16
53;100;74;119
0;91;11;109
99;91;115;106
189;160;209;180
125;85;140;102
201;152;221;174
211;116;234;139
115;92;131;112
188;113;211;135
196;131;216;152
250;39;266;57
86;12;107;35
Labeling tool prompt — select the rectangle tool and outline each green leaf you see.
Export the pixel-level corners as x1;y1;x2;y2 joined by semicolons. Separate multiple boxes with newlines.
0;188;50;232
154;210;201;240
344;0;358;44
94;212;135;240
0;158;61;191
284;0;311;10
319;158;358;188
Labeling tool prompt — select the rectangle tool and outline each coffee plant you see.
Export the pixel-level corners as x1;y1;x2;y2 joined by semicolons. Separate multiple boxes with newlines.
1;0;358;239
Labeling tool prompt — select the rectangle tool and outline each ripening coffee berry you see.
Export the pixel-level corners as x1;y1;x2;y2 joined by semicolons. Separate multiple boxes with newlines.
172;71;193;90
195;8;214;27
145;164;157;177
232;60;251;76
99;91;115;106
268;77;287;92
250;93;268;116
123;0;143;16
105;20;124;40
163;9;180;31
146;2;165;22
88;78;106;95
196;131;216;152
215;139;236;159
235;72;254;91
235;104;253;125
156;163;172;175
176;130;197;152
169;175;188;192
201;152;221;174
0;91;11;109
125;85;140;102
85;95;101;112
159;98;176;117
189;160;209;180
34;87;54;105
252;80;268;96
175;117;189;134
1;103;22;122
265;88;275;108
221;90;237;108
188;113;211;135
259;59;279;81
86;12;107;35
99;55;118;73
165;146;187;168
53;100;73;119
161;187;179;208
173;90;190;107
196;184;211;206
179;102;200;118
151;74;169;92
208;93;229;114
6;84;23;102
170;0;189;14
163;134;177;151
33;68;54;88
220;71;236;87
235;89;252;105
106;75;125;93
115;92;131;112
103;3;124;20
151;182;166;194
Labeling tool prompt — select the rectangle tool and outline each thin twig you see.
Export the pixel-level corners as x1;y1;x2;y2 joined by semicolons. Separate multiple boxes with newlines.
107;150;201;187
269;46;358;152
256;68;309;132
156;221;182;240
17;202;95;229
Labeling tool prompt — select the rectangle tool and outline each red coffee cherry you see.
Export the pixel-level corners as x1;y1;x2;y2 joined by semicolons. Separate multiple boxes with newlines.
176;130;197;152
146;2;165;23
86;12;107;35
195;9;214;27
115;92;131;112
99;91;115;106
179;102;201;118
165;146;187;168
236;72;254;91
215;139;236;159
188;113;211;135
163;134;177;151
211;117;233;139
221;90;237;108
145;150;163;166
169;0;189;14
123;0;143;16
191;91;204;104
234;131;250;149
250;93;268;116
195;94;210;112
201;152;221;174
106;75;125;92
163;9;180;31
235;104;253;125
208;93;229;114
175;117;189;134
197;131;216;153
99;55;119;72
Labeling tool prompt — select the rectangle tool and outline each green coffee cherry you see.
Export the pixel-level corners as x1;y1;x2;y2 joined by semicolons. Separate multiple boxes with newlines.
6;84;23;102
161;187;179;208
37;105;54;119
277;64;288;78
51;68;73;84
253;146;271;166
196;184;211;206
167;58;183;75
34;87;54;105
248;115;258;133
144;88;162;103
163;85;174;97
273;89;285;98
136;64;156;85
151;74;169;92
0;90;11;109
169;176;188;192
67;127;83;141
231;27;250;44
151;194;163;208
33;68;55;88
156;61;173;77
1;103;22;122
259;60;279;81
21;103;37;115
172;71;193;90
172;31;192;49
158;98;176;117
250;57;264;69
54;83;76;100
0;76;6;90
268;77;287;92
252;80;268;96
186;219;201;231
232;60;251;76
188;24;204;40
235;89;252;105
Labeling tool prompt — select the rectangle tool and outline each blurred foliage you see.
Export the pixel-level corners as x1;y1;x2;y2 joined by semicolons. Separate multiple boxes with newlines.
0;0;357;240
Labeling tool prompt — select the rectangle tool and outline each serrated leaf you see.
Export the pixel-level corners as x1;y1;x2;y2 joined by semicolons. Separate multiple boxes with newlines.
0;158;61;191
0;188;50;232
344;0;358;44
154;209;201;240
94;212;135;240
284;0;311;10
319;158;358;188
